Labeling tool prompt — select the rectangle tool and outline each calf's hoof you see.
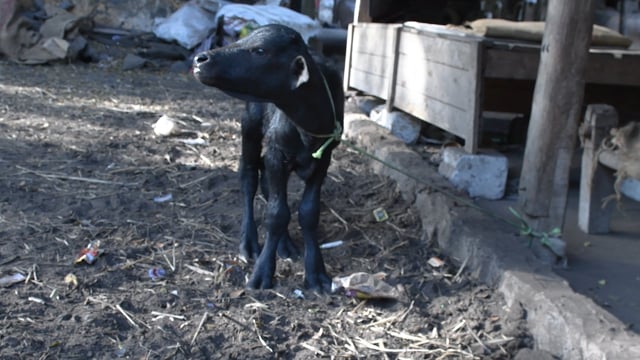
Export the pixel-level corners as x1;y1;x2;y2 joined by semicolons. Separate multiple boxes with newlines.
239;240;261;262
246;258;275;289
246;271;274;290
304;271;332;293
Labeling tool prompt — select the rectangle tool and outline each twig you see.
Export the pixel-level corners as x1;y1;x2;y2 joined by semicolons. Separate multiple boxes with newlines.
86;296;150;329
162;251;175;272
465;320;490;354
191;311;208;346
328;207;349;232
300;342;326;356
253;318;273;353
220;312;252;331
185;264;216;277
116;304;140;329
355;337;468;355
453;255;470;282
16;165;137;186
151;311;186;321
179;173;215;189
365;302;413;328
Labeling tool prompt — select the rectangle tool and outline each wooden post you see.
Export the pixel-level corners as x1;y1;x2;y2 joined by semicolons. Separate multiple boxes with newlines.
578;104;618;234
517;0;596;232
353;0;371;23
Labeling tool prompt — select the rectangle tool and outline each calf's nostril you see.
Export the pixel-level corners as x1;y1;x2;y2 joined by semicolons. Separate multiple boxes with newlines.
194;53;209;64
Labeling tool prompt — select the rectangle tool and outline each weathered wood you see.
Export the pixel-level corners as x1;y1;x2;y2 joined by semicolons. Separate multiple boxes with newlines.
353;0;371;23
392;28;482;153
384;25;402;112
485;46;640;86
342;24;355;93
578;104;618;233
347;23;401;99
518;0;597;231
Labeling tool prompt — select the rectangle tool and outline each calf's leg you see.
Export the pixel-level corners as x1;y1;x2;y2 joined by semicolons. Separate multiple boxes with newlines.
298;158;332;292
238;106;263;261
246;151;291;289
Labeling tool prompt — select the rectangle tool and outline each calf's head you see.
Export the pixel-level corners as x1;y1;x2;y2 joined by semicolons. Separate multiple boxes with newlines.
193;24;313;103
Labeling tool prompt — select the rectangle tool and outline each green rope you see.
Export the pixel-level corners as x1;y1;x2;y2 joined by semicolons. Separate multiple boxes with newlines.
311;72;342;159
312;122;342;159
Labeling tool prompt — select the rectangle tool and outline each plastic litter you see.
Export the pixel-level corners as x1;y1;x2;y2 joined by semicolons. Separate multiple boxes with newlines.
427;256;445;268
292;289;305;299
372;207;388;222
331;272;401;300
214;4;320;43
179;138;206;145
64;273;79;288
153;193;173;203
153;1;219;49
0;273;26;288
74;240;102;264
320;240;344;249
148;267;166;281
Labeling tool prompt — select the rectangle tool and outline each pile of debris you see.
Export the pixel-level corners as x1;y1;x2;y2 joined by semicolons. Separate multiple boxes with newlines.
0;0;353;70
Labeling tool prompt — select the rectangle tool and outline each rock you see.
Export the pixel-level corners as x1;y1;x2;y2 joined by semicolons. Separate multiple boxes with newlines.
370;106;422;144
122;53;148;71
438;147;508;200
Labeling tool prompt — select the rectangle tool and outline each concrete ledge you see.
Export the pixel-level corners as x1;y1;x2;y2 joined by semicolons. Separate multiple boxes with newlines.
343;113;640;359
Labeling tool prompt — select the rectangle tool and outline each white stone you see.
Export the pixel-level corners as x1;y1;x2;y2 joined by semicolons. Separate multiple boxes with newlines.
152;115;178;137
438;147;508;200
370;106;421;144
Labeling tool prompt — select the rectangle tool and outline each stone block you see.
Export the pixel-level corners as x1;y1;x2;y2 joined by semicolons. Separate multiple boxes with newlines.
370;106;422;144
438;147;508;200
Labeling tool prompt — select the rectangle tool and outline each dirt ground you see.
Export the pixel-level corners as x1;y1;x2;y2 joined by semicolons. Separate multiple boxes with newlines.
0;57;534;359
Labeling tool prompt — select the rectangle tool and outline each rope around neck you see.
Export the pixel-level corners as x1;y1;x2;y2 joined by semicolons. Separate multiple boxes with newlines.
310;72;342;159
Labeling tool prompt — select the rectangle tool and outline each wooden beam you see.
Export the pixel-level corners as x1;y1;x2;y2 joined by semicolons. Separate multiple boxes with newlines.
517;0;596;231
578;104;618;234
353;0;371;23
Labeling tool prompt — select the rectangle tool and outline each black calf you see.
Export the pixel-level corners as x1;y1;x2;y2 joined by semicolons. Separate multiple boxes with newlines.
193;24;343;291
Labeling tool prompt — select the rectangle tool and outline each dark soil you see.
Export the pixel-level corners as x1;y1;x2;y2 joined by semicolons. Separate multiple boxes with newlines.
0;58;533;359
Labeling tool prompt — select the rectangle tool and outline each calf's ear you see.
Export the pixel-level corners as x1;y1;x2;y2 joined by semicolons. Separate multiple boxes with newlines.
290;55;309;89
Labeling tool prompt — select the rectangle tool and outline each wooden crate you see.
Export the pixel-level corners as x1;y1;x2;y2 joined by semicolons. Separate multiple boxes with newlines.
345;22;484;152
344;21;640;153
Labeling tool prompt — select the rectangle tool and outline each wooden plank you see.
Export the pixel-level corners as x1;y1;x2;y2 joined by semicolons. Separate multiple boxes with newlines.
392;29;482;152
385;26;402;112
346;23;401;97
349;68;388;99
395;55;476;111
350;51;392;82
354;0;371;23
343;24;355;93
578;104;618;234
586;51;640;86
485;46;640;86
398;30;479;70
518;0;596;232
393;84;471;138
350;23;400;56
484;48;539;80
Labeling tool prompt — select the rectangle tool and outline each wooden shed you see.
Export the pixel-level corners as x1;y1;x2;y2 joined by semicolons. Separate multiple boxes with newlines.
343;3;640;154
